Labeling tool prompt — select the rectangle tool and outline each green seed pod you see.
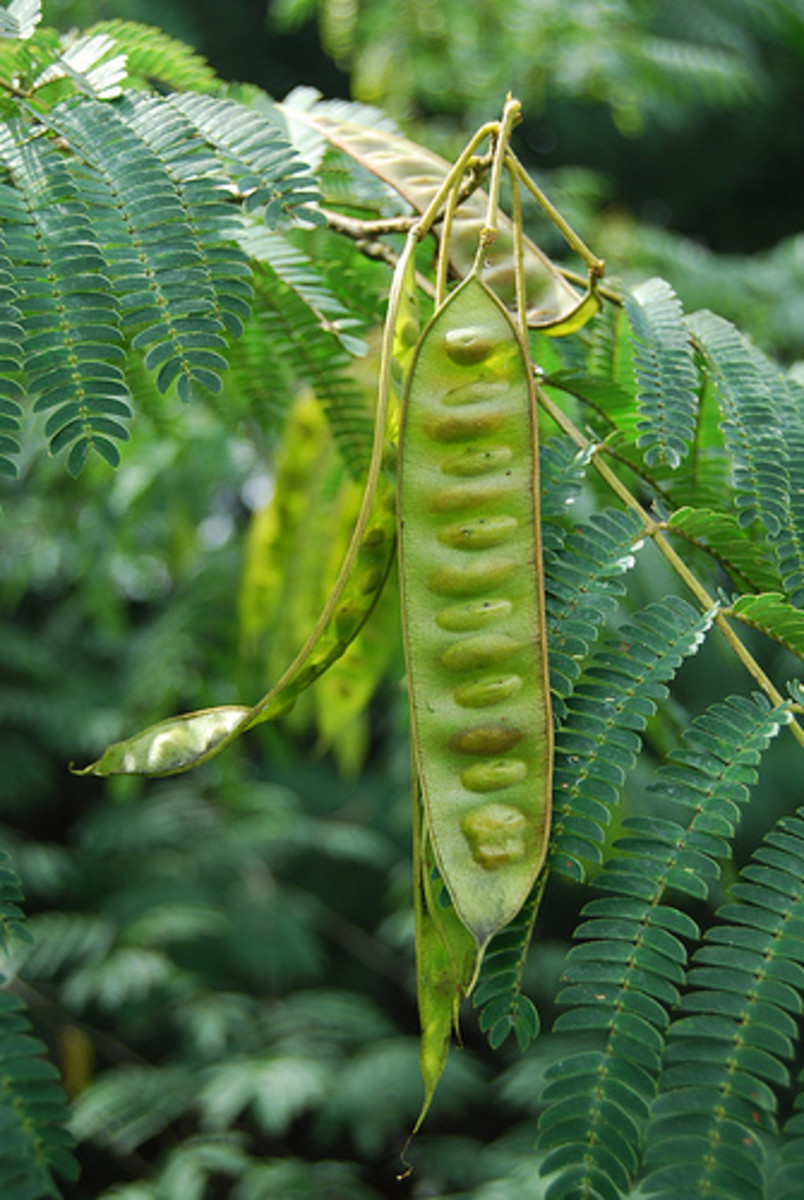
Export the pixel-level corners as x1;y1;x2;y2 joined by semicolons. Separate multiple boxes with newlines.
428;557;517;597
435;598;513;632
444;326;496;364
452;673;524;708
437;515;519;550
441;378;511;407
398;275;553;952
439;632;520;672
426;478;516;512
441;446;514;476
447;724;524;755
461;803;529;869
423;409;508;443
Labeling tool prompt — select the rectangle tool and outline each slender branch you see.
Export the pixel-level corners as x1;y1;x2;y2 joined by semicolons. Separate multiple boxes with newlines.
321;209;420;238
537;383;804;747
478;96;522;253
510;153;605;281
558;265;623;306
436;176;461;308
508;155;528;335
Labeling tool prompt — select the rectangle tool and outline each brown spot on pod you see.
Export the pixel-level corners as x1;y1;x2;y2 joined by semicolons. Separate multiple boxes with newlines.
453;674;524;707
461;803;528;868
423;410;507;443
428;558;516;596
441;378;510;407
440;446;514;477
448;724;524;755
437;514;519;550
444;326;496;365
461;759;528;792
436;598;512;632
440;633;519;672
427;480;516;512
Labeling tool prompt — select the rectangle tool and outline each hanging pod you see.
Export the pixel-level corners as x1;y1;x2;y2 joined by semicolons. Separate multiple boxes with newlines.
398;273;553;955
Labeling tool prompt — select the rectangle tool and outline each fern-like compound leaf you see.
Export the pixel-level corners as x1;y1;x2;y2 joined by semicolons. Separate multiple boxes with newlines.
85;19;219;93
544;368;638;440
667;506;781;594
0;852;78;1198
541;694;788;1200
775;1079;804;1200
539;436;594;533
625;278;698;469
44;93;251;403
170;92;324;229
729;592;804;662
545;507;644;713
0;251;24;476
0;0;40;42
767;373;804;607
0;116;130;475
643;802;804;1199
238;225;367;356
252;260;372;476
473;888;542;1052
689;309;789;536
550;595;716;881
0;850;29;952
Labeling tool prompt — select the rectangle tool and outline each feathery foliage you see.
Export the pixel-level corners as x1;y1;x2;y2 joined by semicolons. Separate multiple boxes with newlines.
3;5;804;1198
624;277;698;469
0;852;78;1200
0;6;365;479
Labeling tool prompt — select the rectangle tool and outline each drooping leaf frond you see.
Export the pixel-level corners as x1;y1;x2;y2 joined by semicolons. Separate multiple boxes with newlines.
539;436;594;536
0;993;79;1200
86;20;219;94
544;369;638;437
31;30;127;100
776;1079;804;1200
729;592;804;662
238;225;368;356
0;115;130;474
767;373;804;608
0;851;78;1200
545;507;645;713
689;309;789;536
169;92;324;229
0;71;347;474
250;259;372;475
0;849;29;953
624;277;698;468
0;0;40;42
540;694;789;1200
550;594;717;882
666;506;782;594
643;802;804;1199
473;888;542;1052
0;258;24;477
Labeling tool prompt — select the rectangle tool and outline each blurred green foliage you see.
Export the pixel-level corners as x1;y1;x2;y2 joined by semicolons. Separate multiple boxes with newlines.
2;2;804;1198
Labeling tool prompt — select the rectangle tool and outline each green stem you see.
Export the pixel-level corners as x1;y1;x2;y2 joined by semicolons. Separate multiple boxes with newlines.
508;155;528;335
477;96;522;256
511;154;605;281
537;384;804;747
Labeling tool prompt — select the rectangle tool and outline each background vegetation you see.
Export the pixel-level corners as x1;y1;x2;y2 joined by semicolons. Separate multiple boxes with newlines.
3;2;804;1197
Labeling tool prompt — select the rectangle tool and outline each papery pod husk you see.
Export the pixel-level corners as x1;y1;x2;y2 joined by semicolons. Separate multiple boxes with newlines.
285;106;597;332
